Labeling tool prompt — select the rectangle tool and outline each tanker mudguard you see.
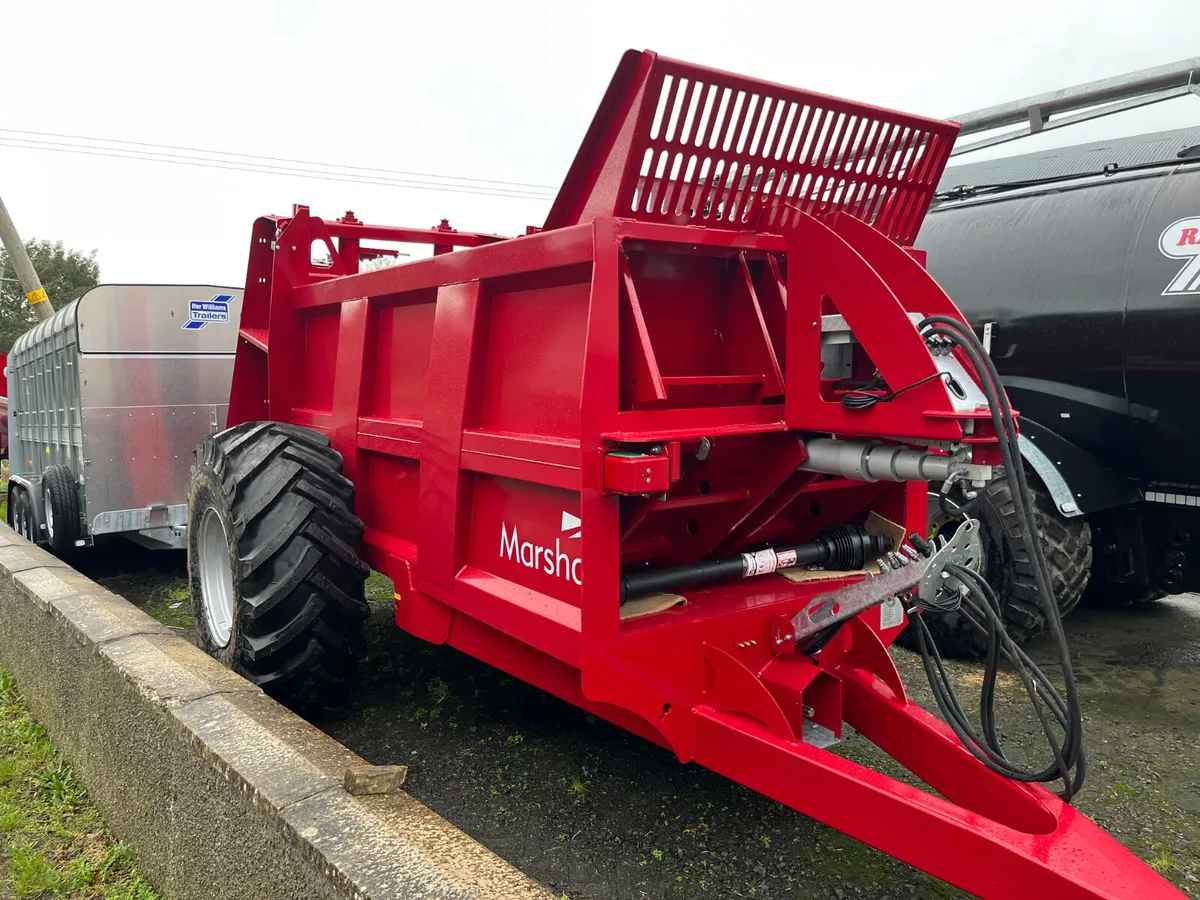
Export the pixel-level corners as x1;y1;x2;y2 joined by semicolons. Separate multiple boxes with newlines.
216;50;1185;900
1019;417;1140;516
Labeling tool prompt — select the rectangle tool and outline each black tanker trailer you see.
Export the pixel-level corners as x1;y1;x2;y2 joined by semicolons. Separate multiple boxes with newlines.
912;125;1200;653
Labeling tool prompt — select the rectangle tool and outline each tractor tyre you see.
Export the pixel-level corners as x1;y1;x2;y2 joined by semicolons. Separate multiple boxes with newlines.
188;421;370;712
897;471;1092;658
41;465;81;555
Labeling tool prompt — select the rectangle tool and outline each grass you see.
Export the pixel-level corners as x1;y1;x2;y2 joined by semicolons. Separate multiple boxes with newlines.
0;667;159;899
89;564;192;639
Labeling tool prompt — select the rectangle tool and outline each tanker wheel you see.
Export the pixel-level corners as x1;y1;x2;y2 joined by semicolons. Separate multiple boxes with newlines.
42;464;81;555
897;471;1092;658
188;421;370;712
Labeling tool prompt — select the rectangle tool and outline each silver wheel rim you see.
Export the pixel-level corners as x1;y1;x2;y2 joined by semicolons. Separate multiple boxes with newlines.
198;506;235;648
43;488;54;541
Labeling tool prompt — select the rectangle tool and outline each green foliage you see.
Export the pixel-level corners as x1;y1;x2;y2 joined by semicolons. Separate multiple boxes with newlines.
0;239;99;353
33;758;85;808
0;666;159;898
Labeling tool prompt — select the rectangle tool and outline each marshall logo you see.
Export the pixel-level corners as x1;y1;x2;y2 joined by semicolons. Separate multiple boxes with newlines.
499;511;583;586
1159;217;1200;296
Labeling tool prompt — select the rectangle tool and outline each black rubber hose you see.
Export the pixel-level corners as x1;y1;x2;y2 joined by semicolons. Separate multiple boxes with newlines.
914;566;1075;784
922;329;1081;788
915;314;1085;800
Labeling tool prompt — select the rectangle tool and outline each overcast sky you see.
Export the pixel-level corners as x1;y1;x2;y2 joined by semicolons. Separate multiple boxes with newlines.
4;0;1199;287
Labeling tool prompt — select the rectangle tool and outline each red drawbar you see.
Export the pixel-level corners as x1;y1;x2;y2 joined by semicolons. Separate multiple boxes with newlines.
224;50;1184;900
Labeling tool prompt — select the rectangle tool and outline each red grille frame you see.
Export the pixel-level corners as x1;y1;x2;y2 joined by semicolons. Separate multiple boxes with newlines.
546;52;959;245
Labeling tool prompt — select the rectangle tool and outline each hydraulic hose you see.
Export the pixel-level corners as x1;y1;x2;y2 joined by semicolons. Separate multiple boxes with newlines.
620;525;893;604
912;315;1086;801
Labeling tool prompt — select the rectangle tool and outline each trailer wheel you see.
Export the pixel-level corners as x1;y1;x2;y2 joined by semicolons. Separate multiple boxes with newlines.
17;492;35;542
187;421;370;711
898;471;1092;657
9;488;33;542
41;465;81;555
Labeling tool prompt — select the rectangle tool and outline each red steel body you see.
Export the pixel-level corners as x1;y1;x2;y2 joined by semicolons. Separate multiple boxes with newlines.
226;51;1184;899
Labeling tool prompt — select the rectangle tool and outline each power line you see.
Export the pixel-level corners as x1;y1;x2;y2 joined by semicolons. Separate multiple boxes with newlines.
0;127;559;193
0;137;558;202
0;137;557;200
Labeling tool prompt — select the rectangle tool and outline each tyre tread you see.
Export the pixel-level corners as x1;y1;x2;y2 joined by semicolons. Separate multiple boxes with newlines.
190;421;368;710
42;464;81;554
904;473;1092;657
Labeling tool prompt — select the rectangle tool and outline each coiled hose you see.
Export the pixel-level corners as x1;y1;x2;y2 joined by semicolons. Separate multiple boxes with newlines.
909;315;1086;801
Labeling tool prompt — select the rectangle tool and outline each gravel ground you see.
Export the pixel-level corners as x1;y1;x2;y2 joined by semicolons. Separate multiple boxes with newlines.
77;545;1200;900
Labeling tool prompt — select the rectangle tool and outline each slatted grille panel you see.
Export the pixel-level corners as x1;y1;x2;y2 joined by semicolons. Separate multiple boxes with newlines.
623;59;959;245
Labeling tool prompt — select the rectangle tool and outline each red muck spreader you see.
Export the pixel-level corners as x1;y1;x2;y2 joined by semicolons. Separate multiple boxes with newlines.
188;51;1185;899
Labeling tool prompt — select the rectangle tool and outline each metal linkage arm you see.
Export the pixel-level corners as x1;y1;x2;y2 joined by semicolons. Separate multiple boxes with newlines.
790;520;981;645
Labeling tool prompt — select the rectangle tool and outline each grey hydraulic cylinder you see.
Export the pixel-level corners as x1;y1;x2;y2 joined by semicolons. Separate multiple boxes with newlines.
799;439;958;483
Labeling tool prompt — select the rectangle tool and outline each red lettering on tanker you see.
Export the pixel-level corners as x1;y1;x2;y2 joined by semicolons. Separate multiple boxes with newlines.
1159;217;1200;295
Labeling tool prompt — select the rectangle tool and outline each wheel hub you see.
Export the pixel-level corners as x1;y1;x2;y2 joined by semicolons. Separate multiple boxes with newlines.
198;507;236;648
43;487;55;541
927;491;986;579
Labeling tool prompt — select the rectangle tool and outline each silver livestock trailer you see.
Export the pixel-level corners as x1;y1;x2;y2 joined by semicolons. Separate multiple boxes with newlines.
5;284;242;554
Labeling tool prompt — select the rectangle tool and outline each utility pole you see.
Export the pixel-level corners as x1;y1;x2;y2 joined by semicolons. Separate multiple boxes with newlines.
0;193;54;321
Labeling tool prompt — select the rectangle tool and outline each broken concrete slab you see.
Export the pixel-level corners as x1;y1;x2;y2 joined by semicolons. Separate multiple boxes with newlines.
344;764;408;796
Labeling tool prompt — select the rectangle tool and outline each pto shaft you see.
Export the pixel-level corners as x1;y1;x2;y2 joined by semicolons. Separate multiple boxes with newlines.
620;525;893;604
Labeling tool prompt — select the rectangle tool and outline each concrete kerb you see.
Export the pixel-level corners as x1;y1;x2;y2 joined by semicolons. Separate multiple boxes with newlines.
0;524;552;900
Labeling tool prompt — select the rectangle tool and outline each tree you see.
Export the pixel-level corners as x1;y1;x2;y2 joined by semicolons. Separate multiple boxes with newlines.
0;240;99;353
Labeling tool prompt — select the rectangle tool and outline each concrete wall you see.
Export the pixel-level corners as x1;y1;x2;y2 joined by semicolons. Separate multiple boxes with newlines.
0;525;551;900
